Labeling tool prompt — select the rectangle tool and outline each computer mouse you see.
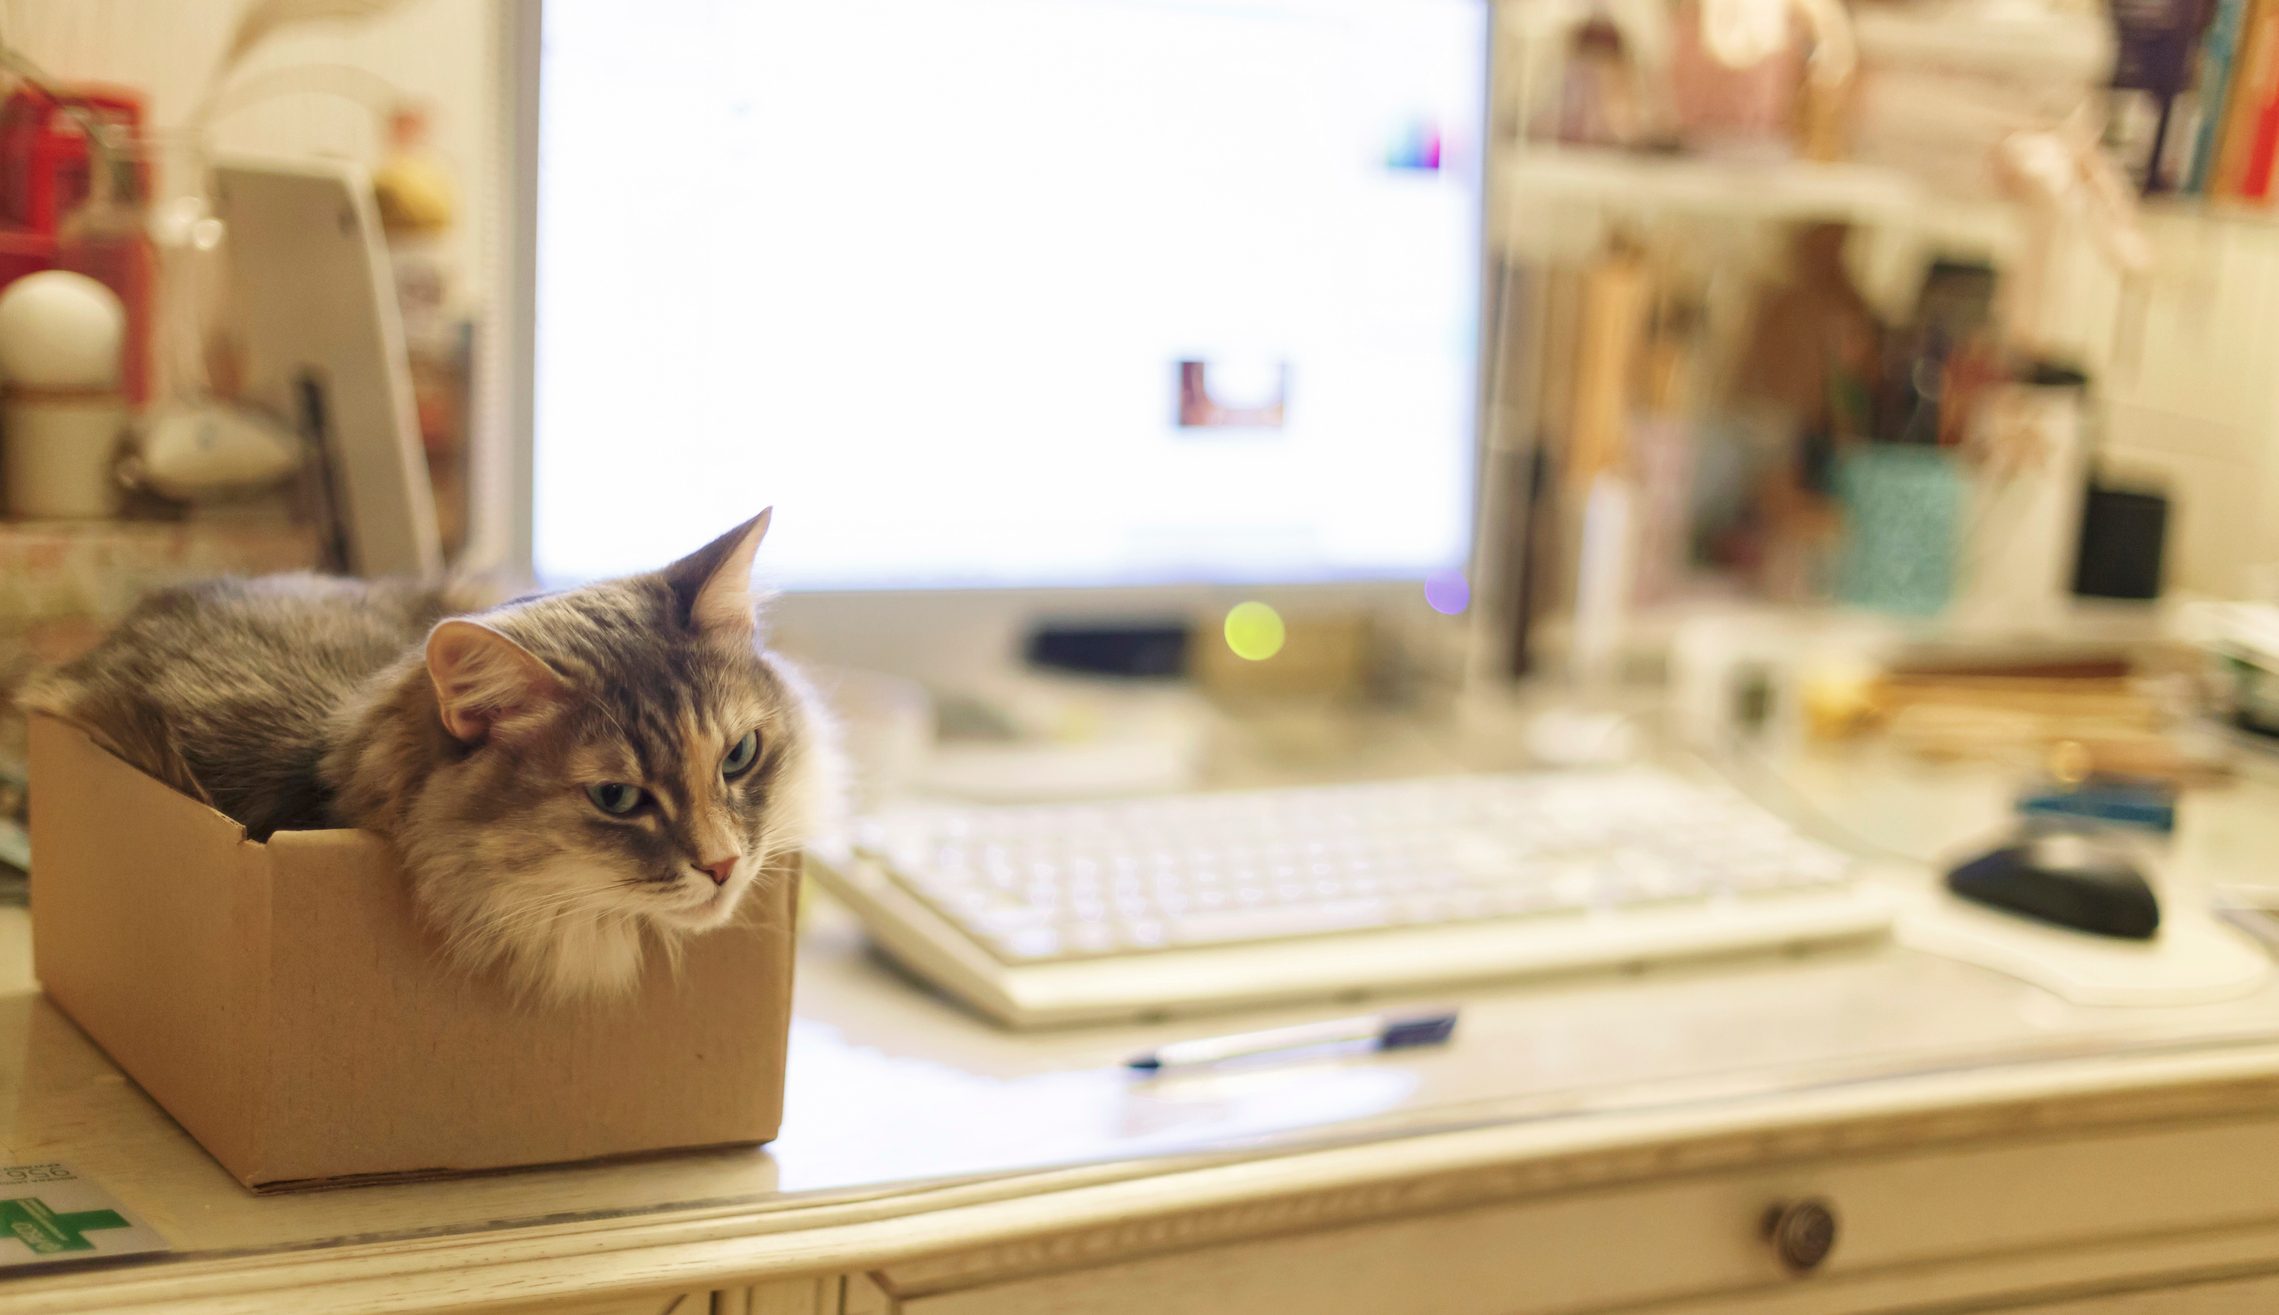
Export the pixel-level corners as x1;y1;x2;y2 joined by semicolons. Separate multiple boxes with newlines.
1945;828;2160;940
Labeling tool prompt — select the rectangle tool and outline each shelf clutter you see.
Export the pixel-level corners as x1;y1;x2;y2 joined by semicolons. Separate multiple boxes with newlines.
1473;0;2184;691
2106;0;2279;203
0;516;321;757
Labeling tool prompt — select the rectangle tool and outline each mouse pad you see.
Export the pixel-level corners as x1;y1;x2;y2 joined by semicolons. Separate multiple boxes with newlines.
1894;884;2271;1007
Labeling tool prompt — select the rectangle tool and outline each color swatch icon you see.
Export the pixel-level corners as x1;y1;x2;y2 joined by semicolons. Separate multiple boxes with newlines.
1384;118;1443;172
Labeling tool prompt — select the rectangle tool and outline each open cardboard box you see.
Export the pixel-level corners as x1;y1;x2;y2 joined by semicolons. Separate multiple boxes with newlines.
27;716;797;1191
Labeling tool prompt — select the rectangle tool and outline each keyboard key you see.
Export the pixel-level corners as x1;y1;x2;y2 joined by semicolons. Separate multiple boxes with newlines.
1064;922;1121;956
995;927;1062;960
1165;898;1395;947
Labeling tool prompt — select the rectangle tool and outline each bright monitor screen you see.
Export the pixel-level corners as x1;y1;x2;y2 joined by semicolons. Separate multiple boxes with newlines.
533;0;1488;592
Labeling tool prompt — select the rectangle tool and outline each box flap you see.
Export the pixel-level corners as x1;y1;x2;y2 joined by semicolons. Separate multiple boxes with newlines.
28;716;268;1176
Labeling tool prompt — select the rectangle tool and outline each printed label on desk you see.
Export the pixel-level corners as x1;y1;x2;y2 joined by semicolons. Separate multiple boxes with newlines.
0;1162;168;1270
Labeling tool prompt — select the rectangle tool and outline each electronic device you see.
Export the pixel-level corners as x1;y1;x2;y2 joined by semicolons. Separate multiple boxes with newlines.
1946;827;2161;940
2016;776;2176;834
2072;479;2169;601
214;156;440;578
809;768;1894;1026
503;0;1491;680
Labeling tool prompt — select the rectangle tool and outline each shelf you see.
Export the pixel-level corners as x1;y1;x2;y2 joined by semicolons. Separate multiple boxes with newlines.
2140;193;2279;229
1494;145;2021;257
1501;147;1915;222
0;515;322;624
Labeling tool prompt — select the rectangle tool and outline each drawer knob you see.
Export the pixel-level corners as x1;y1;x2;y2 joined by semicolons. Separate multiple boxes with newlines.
1763;1197;1839;1274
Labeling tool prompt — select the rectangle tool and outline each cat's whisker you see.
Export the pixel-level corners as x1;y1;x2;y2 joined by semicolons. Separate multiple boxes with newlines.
449;900;590;956
468;893;603;941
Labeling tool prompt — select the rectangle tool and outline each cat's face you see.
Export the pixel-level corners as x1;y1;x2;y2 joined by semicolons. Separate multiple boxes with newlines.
394;511;836;1000
437;637;799;936
554;682;783;933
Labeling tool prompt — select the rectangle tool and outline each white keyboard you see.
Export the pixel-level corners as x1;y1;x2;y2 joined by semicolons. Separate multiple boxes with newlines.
810;768;1895;1027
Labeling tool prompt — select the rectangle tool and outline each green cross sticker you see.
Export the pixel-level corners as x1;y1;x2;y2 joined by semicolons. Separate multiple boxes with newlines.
0;1197;130;1255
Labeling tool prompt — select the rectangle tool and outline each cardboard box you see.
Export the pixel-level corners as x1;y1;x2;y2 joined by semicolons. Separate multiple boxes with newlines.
27;716;796;1190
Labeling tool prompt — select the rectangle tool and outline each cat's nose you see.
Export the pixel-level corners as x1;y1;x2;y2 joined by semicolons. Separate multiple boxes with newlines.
699;855;739;886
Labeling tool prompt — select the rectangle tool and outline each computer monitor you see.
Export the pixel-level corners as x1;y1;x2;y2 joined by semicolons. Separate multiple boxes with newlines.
508;0;1490;676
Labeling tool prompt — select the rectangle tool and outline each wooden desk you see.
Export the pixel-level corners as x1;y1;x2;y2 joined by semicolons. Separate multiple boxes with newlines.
9;707;2279;1314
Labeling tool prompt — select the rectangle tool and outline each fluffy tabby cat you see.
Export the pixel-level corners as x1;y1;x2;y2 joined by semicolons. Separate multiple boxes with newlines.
21;511;840;1001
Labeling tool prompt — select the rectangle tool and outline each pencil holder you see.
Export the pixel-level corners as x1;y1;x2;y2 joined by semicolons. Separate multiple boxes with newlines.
1835;445;1960;617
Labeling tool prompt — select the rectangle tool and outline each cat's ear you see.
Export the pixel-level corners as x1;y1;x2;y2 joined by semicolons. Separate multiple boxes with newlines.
664;508;772;640
425;619;568;743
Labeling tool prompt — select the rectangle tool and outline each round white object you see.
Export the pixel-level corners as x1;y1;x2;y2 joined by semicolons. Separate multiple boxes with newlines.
2;397;127;518
0;270;126;390
137;403;301;501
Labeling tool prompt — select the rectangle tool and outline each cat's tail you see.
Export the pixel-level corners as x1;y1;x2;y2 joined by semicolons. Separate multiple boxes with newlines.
15;671;219;808
13;668;85;731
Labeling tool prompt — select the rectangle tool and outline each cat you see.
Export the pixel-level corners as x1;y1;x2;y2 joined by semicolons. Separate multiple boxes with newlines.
20;510;842;1002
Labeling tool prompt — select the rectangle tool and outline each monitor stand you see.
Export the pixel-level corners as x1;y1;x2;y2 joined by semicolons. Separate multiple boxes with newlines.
920;671;1214;802
770;595;1216;806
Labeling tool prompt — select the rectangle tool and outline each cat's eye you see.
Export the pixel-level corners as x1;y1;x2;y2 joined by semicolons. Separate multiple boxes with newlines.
585;782;647;816
722;729;761;779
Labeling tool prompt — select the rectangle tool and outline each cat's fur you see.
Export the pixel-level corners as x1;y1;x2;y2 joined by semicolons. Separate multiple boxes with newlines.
21;512;841;1001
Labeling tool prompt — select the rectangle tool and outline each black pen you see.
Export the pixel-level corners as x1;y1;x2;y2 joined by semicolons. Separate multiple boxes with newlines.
1125;1010;1458;1073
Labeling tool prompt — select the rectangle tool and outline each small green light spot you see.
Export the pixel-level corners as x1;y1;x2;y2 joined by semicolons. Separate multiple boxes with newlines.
1223;602;1286;662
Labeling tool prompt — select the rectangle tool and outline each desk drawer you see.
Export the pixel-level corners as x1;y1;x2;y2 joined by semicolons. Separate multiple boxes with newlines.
892;1113;2279;1314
